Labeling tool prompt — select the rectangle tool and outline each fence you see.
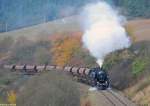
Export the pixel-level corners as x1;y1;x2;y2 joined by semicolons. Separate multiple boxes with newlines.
0;22;7;32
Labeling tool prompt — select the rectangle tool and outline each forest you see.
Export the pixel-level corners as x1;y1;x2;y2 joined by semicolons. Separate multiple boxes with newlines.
114;0;150;18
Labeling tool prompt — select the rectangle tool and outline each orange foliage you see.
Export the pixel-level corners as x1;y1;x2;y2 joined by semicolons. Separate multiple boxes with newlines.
51;32;82;66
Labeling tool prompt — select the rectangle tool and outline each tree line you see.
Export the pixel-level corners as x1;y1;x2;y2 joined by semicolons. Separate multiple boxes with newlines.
113;0;150;18
0;0;149;31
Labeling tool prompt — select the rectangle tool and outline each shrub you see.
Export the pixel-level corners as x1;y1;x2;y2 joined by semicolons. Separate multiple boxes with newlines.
72;48;96;67
0;79;11;85
132;58;148;75
17;71;80;106
8;36;52;64
103;52;121;70
103;49;135;70
7;90;16;104
34;47;51;64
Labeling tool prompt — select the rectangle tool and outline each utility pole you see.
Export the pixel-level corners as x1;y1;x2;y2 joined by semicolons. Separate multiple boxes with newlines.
5;23;8;32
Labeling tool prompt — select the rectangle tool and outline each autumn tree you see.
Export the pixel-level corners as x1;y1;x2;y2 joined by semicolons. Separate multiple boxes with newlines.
51;34;81;66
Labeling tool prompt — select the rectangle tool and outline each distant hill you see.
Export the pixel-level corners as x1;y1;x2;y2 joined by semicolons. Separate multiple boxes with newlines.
1;14;150;43
0;15;81;40
0;0;93;32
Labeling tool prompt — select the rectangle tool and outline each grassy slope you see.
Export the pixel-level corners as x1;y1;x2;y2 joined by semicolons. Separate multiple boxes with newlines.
124;19;150;105
1;16;149;42
126;19;150;42
0;15;81;40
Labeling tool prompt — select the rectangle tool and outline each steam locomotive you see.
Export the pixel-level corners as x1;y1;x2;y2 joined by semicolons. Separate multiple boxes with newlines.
88;67;110;90
3;65;110;90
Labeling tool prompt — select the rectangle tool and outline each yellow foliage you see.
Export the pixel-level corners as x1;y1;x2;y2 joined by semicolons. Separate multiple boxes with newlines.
125;25;136;42
51;35;81;66
7;90;16;104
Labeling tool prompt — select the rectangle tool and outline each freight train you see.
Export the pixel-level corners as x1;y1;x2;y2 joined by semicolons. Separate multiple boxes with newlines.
3;64;110;90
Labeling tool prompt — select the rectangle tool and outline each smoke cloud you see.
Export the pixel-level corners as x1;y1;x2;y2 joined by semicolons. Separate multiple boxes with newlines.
81;1;131;67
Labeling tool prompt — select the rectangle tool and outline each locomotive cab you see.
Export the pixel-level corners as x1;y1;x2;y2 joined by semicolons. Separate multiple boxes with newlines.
89;67;109;90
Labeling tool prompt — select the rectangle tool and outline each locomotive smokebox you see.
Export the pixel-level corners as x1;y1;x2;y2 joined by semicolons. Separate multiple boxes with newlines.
89;67;109;90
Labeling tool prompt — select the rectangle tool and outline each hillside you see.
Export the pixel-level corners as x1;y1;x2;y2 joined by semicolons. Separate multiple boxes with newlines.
0;68;136;106
126;19;150;42
1;16;150;42
0;15;81;40
104;19;150;105
124;19;150;105
0;14;150;105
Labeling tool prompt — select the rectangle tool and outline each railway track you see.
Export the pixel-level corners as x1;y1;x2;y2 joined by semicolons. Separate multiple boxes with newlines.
100;90;116;106
100;89;135;106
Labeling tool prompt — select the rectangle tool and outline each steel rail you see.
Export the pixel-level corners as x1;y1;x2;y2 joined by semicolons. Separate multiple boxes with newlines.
108;90;127;106
100;91;116;106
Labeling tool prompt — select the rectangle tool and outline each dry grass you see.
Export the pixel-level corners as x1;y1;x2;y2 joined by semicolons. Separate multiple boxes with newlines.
124;77;150;105
0;15;81;40
126;19;150;42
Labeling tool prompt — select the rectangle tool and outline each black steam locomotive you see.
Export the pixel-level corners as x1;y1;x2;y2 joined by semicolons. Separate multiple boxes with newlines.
88;67;110;90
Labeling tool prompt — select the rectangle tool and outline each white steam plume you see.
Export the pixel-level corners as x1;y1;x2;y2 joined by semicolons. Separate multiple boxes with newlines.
81;1;131;67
